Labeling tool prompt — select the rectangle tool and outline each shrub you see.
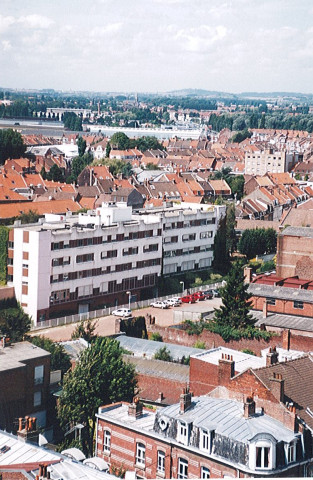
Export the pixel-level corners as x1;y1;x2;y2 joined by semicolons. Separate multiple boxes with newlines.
150;332;163;342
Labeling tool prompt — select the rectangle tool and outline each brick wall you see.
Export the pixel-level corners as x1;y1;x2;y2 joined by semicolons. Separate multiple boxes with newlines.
136;373;186;405
97;416;239;479
276;233;313;280
0;286;14;301
251;295;313;318
147;324;313;354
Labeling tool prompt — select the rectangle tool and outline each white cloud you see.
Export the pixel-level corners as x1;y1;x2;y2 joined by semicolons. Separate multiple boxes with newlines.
0;15;15;33
17;14;54;29
2;39;11;51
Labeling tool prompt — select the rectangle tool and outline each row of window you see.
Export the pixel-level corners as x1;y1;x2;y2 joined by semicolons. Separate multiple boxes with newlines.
164;245;213;257
51;230;160;250
266;297;304;309
102;433;210;479
164;219;215;230
51;245;159;266
163;231;213;244
50;259;161;283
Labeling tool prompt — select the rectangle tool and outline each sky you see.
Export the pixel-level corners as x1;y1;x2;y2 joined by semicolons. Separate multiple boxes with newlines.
1;0;313;94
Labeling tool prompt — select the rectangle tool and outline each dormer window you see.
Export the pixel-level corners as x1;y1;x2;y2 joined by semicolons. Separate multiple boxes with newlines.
200;429;212;453
177;421;189;445
286;441;297;464
249;436;276;471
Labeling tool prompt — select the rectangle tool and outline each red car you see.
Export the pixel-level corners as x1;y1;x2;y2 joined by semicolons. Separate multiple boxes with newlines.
194;291;206;301
181;295;196;304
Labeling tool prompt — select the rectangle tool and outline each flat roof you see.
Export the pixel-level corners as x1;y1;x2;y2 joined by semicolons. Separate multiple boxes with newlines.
248;283;313;304
279;226;313;238
191;347;264;372
0;341;50;372
116;335;203;361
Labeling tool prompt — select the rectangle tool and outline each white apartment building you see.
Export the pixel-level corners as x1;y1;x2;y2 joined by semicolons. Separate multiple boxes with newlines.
245;149;287;175
135;203;225;275
9;202;224;324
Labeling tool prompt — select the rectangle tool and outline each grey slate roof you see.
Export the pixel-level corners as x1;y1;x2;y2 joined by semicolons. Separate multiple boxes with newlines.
159;396;296;444
116;334;204;361
279;226;313;238
254;310;313;332
123;355;189;381
248;283;313;304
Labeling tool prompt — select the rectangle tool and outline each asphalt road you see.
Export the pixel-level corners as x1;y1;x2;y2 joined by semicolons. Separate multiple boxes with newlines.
31;297;222;342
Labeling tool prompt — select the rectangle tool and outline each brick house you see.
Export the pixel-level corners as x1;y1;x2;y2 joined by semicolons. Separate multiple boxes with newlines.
95;386;310;478
276;226;313;280
0;341;50;432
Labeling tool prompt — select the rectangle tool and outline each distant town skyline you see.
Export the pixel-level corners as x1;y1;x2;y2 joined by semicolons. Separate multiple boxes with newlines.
1;0;313;94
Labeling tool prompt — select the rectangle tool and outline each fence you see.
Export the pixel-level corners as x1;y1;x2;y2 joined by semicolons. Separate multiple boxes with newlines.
32;282;224;331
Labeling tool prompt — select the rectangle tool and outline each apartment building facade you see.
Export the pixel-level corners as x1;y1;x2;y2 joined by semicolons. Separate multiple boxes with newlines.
95;390;308;479
245;149;287;175
8;202;223;324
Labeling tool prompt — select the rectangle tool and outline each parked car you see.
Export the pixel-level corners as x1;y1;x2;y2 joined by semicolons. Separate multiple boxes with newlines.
112;308;132;317
181;295;196;304
194;291;206;301
166;298;181;307
212;289;220;297
171;296;182;304
150;301;169;309
203;290;214;299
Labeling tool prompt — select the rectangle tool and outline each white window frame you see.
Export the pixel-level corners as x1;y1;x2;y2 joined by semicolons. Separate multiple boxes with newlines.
157;450;165;474
177;421;188;445
253;441;273;470
136;442;145;467
103;430;111;453
286;441;296;464
200;429;211;453
178;458;188;479
34;365;44;385
201;466;210;479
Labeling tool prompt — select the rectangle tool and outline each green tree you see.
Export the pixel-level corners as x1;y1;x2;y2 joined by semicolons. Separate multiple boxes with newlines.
228;175;245;200
0;303;31;341
213;213;230;273
226;203;237;255
206;262;260;341
71;318;98;343
57;337;137;455
30;336;71;375
18;209;40;224
47;164;64;182
145;163;159;170
110;132;131;150
77;136;86;156
40;166;47;180
154;346;172;362
105;142;111;158
70;152;93;182
0;129;26;164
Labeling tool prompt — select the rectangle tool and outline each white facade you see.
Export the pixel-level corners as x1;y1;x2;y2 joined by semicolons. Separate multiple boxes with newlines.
10;202;223;324
134;203;225;276
245;150;287;175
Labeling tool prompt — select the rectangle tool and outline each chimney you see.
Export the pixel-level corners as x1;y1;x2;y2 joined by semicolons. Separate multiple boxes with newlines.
266;346;279;366
17;415;39;444
283;329;290;351
128;396;143;418
270;372;284;402
158;392;164;403
218;353;235;386
263;301;268;318
244;266;252;284
244;396;256;418
180;385;192;414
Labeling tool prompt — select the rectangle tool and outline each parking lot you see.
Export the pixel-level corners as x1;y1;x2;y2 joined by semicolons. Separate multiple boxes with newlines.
32;296;222;342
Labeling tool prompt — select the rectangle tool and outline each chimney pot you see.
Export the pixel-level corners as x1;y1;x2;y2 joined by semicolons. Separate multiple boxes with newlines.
180;384;192;414
263;301;268;318
244;396;256;418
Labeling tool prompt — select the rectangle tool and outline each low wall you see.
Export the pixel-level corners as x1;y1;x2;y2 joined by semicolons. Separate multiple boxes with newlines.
147;324;313;355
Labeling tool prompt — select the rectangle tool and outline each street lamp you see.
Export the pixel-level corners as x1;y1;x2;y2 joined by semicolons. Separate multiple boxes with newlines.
126;290;131;310
179;281;184;294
